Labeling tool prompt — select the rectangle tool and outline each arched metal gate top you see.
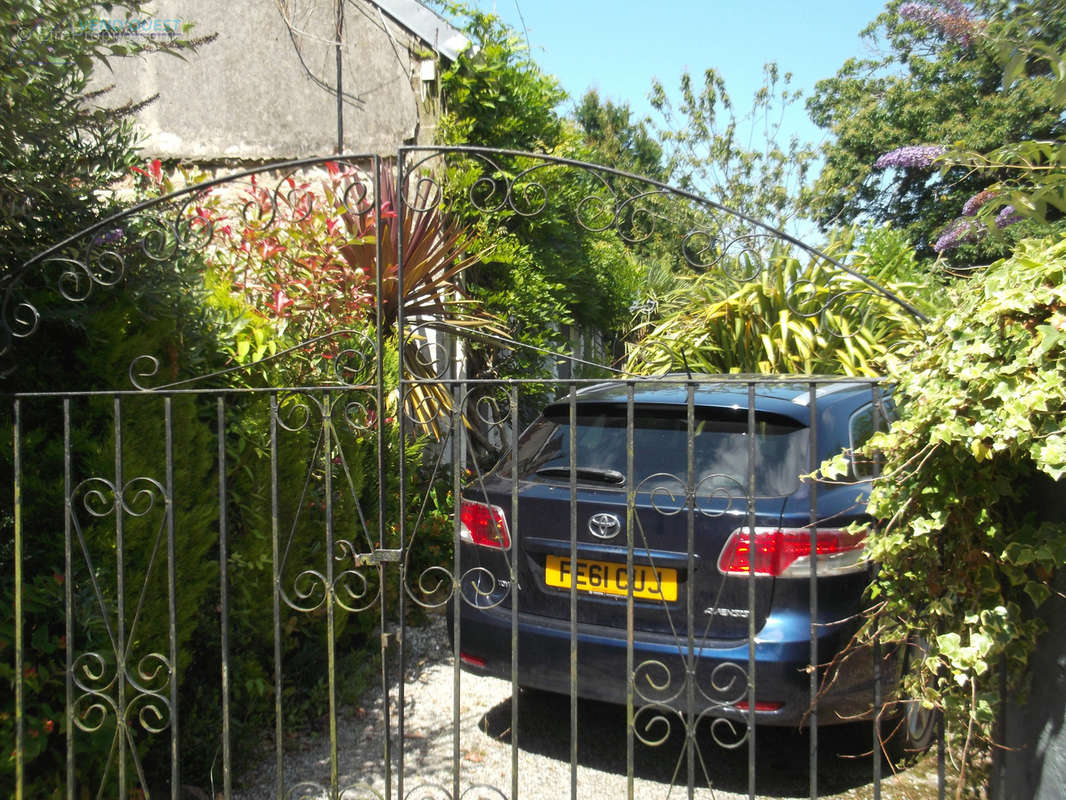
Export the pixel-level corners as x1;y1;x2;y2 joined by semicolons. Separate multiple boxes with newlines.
396;146;929;323
3;146;927;386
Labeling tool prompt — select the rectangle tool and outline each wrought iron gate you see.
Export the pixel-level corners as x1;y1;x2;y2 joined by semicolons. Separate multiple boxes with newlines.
5;148;947;800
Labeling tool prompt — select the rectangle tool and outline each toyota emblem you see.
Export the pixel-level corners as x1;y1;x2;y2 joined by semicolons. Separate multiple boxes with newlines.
588;512;622;539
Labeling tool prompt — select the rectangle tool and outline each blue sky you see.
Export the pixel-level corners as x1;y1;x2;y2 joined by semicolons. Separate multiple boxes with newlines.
466;1;892;148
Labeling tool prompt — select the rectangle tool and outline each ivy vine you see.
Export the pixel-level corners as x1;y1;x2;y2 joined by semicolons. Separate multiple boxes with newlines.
822;235;1066;790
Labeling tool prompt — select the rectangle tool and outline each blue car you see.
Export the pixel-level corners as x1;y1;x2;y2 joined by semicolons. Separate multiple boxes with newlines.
451;378;933;754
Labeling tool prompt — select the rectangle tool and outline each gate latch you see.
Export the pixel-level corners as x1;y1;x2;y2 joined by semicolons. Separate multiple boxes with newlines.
352;549;402;567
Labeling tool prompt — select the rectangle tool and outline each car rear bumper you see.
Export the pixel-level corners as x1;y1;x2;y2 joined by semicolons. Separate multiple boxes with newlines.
451;601;898;728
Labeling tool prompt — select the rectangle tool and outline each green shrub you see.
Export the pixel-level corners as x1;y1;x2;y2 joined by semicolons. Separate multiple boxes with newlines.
625;227;933;376
829;234;1066;790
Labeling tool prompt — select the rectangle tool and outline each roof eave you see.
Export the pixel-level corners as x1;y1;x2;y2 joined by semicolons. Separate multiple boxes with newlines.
368;0;470;61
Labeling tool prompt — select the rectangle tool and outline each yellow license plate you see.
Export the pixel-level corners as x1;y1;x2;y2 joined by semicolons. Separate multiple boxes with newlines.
545;555;677;602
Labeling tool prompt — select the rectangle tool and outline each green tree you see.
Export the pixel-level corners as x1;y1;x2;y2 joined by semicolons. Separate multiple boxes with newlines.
930;30;1066;244
650;64;816;233
438;8;565;151
806;0;1066;261
1;1;202;380
573;90;666;181
0;6;224;794
437;7;641;379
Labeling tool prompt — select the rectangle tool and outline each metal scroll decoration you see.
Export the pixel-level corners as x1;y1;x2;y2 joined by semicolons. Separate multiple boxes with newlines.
618;467;755;794
5;147;926;384
67;475;174;794
402;387;519;612
273;390;383;617
397;146;928;330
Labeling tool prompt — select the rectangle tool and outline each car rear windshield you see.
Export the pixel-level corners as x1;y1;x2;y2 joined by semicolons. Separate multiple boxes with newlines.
497;404;809;497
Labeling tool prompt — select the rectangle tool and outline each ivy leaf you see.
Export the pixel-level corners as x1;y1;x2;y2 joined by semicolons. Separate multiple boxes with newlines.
971;439;992;461
1024;581;1051;609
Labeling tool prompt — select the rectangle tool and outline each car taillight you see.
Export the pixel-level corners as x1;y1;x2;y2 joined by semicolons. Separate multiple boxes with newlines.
460;652;487;668
734;700;784;712
717;527;867;577
459;499;511;549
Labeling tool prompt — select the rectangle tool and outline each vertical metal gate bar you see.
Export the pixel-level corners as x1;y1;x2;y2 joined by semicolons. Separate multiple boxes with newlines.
165;397;180;799
324;398;340;795
746;383;757;800
13;399;23;800
808;383;819;800
216;397;233;798
873;620;882;798
937;704;946;800
934;413;947;800
115;397;127;800
270;394;284;800
685;384;696;800
871;384;884;800
568;382;579;800
625;383;635;800
450;389;463;800
333;0;343;154
371;154;393;800
996;620;1008;791
395;153;408;800
63;400;74;800
510;384;520;800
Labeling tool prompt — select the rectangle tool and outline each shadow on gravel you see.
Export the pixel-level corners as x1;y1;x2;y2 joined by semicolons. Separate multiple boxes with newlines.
478;689;911;798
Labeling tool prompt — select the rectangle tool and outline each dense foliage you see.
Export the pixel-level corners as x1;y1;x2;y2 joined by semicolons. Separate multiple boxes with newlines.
818;235;1066;787
624;227;932;376
807;5;1066;790
0;1;201;380
437;7;565;152
0;1;191;274
0;5;218;796
573;90;667;181
438;7;642;380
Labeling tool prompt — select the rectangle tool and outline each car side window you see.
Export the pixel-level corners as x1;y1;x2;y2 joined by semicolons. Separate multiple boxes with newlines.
849;398;895;479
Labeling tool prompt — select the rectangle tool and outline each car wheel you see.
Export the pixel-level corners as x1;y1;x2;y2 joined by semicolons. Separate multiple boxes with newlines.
882;638;938;761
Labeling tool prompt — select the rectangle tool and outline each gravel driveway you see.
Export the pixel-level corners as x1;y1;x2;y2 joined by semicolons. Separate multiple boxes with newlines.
233;615;940;800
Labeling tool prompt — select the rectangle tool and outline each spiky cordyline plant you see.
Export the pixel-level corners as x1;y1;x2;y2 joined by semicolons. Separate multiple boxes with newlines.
337;165;507;436
624;231;931;377
203;161;504;435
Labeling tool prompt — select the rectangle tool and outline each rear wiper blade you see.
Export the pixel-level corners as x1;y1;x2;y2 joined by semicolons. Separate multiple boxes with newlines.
534;466;625;484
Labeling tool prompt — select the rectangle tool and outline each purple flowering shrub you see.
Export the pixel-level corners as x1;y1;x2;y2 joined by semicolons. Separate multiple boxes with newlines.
933;219;979;253
960;188;996;217
899;1;980;46
873;144;948;169
931;205;1023;253
994;205;1023;229
872;1;1063;253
